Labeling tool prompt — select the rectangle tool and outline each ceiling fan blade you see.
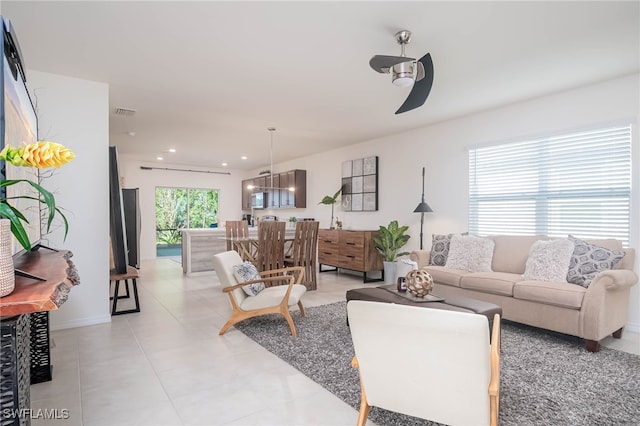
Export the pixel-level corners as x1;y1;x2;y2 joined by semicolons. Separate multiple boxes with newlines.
369;55;415;73
395;53;434;114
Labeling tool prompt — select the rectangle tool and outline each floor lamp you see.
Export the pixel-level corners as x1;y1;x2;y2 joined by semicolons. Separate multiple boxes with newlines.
413;166;433;250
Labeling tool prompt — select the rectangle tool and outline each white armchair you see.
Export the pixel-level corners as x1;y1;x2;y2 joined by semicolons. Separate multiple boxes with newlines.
213;250;307;336
347;300;501;426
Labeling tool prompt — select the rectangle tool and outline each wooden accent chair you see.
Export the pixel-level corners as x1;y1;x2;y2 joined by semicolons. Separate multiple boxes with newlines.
348;301;501;426
224;220;250;251
284;221;319;290
255;221;286;272
212;250;307;336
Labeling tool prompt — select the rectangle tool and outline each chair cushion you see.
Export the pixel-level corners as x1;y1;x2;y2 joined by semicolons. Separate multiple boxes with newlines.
240;284;307;310
232;262;265;296
523;238;574;283
566;235;625;288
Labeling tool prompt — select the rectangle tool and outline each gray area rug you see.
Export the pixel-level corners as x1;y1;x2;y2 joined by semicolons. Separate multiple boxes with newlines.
235;301;640;425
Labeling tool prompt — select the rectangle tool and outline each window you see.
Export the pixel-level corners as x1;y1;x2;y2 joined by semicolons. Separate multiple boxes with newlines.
469;125;631;245
155;187;219;256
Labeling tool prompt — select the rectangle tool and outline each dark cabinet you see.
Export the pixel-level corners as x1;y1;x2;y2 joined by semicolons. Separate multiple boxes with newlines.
122;188;141;268
241;178;253;210
241;169;306;210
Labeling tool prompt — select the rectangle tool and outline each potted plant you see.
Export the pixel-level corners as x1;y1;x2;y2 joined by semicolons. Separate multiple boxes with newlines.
373;220;411;284
319;185;343;229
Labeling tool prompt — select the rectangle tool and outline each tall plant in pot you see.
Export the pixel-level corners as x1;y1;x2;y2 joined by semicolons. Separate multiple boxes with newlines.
373;220;411;284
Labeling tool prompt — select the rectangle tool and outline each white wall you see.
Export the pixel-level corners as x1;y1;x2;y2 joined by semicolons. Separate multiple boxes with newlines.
120;73;639;332
29;71;111;330
118;156;243;261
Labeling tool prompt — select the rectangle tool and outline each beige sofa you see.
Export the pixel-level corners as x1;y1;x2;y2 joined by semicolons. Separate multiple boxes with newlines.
410;235;638;352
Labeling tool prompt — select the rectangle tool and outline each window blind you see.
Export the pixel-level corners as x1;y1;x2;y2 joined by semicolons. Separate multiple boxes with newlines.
469;125;631;245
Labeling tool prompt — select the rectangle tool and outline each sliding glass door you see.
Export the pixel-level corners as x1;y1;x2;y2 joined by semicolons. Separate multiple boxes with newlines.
155;187;219;257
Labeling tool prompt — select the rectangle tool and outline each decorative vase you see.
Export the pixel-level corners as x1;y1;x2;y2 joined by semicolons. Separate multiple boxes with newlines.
406;268;434;297
383;260;397;285
0;219;16;297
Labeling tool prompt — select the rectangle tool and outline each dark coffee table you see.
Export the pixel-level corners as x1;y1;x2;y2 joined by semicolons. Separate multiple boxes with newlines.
346;285;502;331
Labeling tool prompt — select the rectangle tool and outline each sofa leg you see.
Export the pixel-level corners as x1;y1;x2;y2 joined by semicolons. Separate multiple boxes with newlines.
612;327;624;339
584;339;600;352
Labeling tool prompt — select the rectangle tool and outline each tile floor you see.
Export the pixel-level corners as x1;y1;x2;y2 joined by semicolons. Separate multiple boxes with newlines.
29;258;639;426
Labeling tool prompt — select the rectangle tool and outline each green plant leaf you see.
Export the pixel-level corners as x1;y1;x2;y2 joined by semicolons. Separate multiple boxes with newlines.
372;220;411;261
0;202;31;251
1;178;69;250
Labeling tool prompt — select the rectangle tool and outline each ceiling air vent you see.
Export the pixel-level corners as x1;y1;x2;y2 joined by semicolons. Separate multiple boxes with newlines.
114;107;136;116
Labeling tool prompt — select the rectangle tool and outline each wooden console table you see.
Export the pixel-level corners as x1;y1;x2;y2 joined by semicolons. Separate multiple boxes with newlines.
318;229;384;282
0;249;79;426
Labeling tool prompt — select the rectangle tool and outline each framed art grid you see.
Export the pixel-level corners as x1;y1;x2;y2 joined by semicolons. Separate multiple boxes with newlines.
341;156;378;211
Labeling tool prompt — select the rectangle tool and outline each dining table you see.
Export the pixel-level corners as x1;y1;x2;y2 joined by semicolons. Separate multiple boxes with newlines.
219;229;296;263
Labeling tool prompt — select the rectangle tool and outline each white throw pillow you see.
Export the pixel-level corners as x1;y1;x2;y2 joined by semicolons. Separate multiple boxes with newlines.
523;239;575;283
232;262;265;296
445;235;495;272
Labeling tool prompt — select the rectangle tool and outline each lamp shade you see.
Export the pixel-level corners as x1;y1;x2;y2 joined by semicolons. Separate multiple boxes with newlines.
413;201;433;213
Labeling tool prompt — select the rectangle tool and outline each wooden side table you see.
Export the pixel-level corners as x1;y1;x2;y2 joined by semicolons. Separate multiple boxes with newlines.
0;249;78;426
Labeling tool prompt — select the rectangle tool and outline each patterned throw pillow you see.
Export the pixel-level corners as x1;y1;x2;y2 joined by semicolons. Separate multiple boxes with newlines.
444;235;495;272
232;262;265;296
566;235;625;288
523;239;575;282
429;234;454;266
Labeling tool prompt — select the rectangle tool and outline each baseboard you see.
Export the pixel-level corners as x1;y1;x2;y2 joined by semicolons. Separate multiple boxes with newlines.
625;321;639;334
50;314;111;331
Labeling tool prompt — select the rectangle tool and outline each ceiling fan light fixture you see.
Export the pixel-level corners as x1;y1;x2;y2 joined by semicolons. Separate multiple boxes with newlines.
392;75;414;87
392;61;415;87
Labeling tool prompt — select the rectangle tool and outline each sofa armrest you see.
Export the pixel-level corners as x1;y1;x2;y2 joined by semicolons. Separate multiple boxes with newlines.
588;269;639;291
409;250;431;268
580;268;639;341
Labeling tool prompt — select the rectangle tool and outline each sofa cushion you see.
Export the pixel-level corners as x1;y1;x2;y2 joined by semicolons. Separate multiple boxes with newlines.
567;235;625;288
423;266;469;287
445;235;494;272
429;234;455;266
523;238;575;282
460;272;521;296
514;280;586;310
489;235;550;274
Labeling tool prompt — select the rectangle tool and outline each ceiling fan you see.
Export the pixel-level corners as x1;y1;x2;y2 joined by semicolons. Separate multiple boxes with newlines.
369;30;434;114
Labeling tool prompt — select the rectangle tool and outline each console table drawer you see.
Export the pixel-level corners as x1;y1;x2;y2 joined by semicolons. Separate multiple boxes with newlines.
318;229;383;283
340;231;364;246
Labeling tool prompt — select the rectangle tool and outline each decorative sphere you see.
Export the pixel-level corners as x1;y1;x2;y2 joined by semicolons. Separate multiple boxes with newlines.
405;268;434;297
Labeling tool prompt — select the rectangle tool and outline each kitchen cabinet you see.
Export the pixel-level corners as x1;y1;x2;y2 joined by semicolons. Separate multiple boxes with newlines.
241;169;306;210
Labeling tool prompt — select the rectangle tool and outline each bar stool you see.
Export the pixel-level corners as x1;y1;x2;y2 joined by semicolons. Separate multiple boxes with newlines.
109;266;140;315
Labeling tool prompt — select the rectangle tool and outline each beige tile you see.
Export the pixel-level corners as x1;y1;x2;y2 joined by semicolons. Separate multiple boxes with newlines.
39;256;637;426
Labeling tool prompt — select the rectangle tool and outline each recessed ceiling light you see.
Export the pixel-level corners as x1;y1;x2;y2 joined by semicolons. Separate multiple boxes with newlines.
241;156;248;160
168;148;176;153
127;131;136;137
221;162;228;167
157;156;164;161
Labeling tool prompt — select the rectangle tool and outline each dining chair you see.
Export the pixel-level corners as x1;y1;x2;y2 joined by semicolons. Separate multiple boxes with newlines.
255;221;286;272
348;300;501;426
284;221;319;290
213;250;306;336
224;220;249;251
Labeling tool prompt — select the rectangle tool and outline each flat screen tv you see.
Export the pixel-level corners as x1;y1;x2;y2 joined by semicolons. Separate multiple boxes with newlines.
0;17;41;255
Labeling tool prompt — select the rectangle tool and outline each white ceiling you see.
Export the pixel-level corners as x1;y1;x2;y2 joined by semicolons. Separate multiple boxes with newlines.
3;1;639;170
